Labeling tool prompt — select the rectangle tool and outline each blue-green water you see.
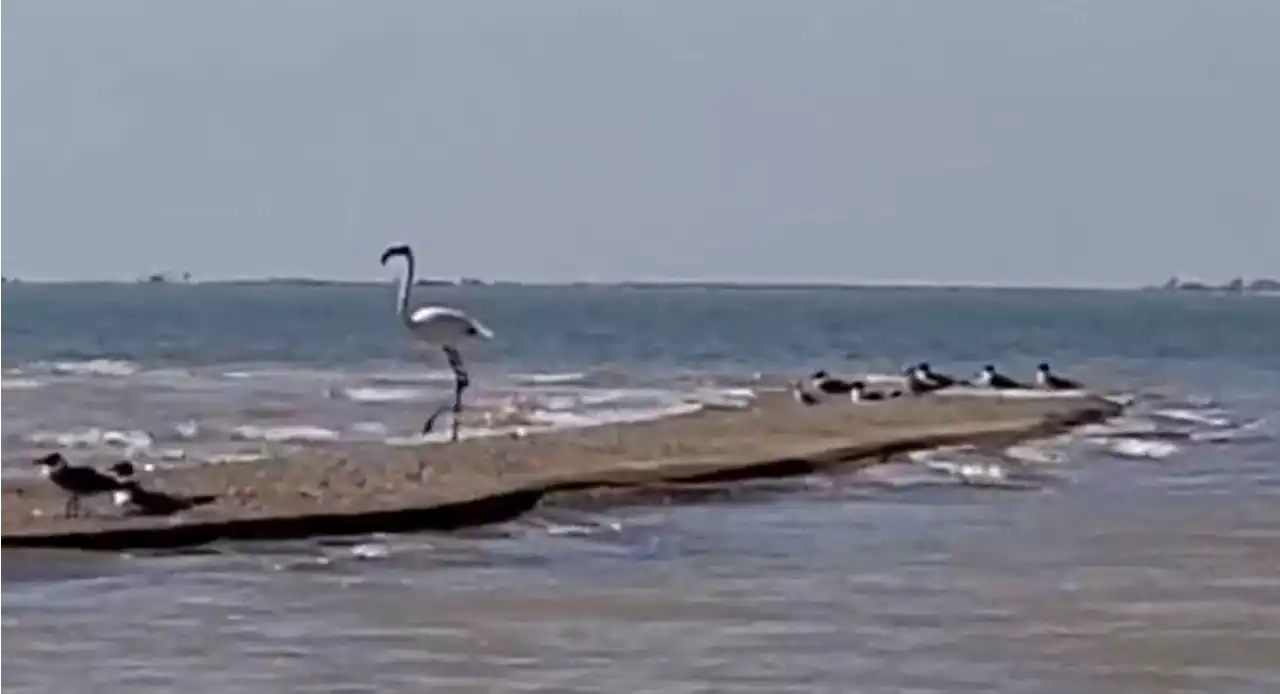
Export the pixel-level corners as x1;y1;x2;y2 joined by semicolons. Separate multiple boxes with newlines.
3;284;1279;693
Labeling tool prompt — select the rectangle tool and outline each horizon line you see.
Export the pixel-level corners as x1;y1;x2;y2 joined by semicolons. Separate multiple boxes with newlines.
0;276;1196;291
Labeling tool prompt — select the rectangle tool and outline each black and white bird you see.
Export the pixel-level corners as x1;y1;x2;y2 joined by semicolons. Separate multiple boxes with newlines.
849;380;890;402
903;365;944;395
109;463;214;516
32;453;128;518
1035;362;1082;390
973;364;1029;390
914;362;960;389
808;370;856;395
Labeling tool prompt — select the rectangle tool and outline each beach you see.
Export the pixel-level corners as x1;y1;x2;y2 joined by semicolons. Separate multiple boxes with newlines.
2;391;1120;548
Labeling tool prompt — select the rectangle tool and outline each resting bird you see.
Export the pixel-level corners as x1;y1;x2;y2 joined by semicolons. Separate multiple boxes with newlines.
1035;362;1082;390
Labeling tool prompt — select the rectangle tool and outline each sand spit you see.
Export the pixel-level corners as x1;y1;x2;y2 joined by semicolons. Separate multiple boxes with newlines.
1;392;1121;550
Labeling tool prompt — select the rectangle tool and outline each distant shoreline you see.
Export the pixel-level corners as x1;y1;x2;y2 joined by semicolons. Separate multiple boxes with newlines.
0;277;1157;290
2;276;1276;293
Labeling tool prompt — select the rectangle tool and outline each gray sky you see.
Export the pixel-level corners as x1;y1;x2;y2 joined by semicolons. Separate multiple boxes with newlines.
4;0;1278;286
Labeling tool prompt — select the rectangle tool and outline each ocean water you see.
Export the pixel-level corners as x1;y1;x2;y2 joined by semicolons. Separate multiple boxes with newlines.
3;283;1279;693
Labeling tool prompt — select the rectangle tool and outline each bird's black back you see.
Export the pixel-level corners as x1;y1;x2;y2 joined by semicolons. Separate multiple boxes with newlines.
52;466;126;494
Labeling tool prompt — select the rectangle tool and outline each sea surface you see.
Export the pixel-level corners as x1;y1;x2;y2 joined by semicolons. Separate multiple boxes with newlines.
3;283;1279;693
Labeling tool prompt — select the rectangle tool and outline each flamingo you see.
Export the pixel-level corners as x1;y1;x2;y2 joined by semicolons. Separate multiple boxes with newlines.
380;244;494;441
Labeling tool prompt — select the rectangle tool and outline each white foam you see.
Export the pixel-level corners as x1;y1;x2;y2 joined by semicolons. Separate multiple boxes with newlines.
923;459;1011;484
27;427;153;451
231;425;341;443
45;359;138;377
102;429;154;450
1093;437;1179;460
205;452;271;464
1150;408;1233;428
174;421;201;439
1;378;44;390
511;372;591;385
1003;442;1068;465
339;386;433;404
349;543;391;560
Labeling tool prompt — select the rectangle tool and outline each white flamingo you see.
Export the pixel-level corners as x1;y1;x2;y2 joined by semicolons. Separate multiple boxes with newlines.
380;244;494;441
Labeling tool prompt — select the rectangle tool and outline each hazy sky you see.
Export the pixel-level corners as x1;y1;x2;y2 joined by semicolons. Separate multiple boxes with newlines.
3;1;1278;285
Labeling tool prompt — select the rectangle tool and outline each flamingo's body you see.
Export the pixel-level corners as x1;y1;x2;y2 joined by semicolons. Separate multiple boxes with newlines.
381;244;493;440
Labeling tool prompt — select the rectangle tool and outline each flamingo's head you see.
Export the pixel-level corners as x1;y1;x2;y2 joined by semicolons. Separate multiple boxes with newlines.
380;244;412;266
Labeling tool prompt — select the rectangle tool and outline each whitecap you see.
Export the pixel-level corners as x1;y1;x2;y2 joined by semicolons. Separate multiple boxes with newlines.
1149;408;1233;429
45;359;138;377
101;429;154;450
339;386;433;404
26;427;153;451
231;425;341;443
1093;437;1179;460
205;452;271;464
1002;442;1068;465
349;543;391;560
174;421;201;439
1;378;44;391
510;372;591;385
542;524;601;537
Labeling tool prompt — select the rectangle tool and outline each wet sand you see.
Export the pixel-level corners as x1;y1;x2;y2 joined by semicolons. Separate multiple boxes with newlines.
1;392;1121;549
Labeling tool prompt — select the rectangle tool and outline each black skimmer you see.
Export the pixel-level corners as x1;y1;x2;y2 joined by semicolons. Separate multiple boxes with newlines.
974;364;1029;390
809;370;855;395
109;464;214;516
1035;362;1082;390
903;365;944;395
849;381;893;402
32;453;128;518
915;362;960;389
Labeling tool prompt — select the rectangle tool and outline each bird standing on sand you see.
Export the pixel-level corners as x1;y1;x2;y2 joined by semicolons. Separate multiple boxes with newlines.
903;365;943;395
809;370;855;395
1035;362;1081;390
914;362;960;389
381;244;495;441
974;364;1029;390
32;453;128;518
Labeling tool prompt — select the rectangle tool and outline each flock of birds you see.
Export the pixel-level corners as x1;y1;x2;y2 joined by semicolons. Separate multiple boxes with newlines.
792;362;1084;406
31;453;214;519
25;242;1088;521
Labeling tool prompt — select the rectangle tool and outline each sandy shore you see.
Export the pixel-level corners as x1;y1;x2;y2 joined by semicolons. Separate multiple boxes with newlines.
1;392;1122;549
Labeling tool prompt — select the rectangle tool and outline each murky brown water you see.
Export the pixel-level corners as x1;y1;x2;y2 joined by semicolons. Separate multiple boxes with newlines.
5;392;1280;693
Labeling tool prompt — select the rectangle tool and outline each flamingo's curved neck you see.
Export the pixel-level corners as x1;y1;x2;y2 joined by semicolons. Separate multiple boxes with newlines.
394;251;417;325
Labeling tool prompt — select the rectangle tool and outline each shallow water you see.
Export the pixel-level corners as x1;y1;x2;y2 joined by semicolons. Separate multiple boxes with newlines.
4;285;1280;692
